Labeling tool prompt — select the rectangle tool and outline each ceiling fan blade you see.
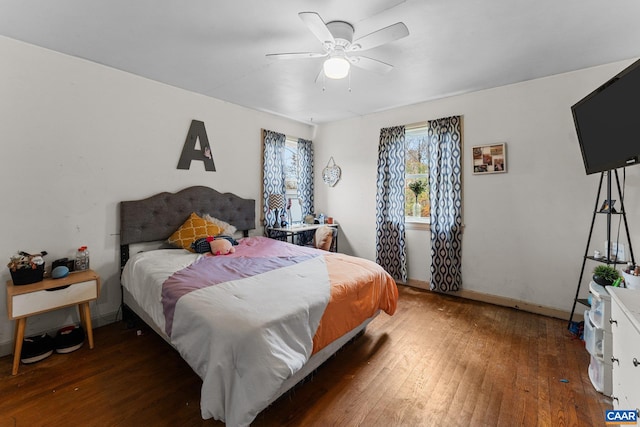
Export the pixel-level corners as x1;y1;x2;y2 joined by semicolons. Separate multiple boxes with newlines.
348;22;409;52
266;52;328;60
348;56;394;74
298;12;335;45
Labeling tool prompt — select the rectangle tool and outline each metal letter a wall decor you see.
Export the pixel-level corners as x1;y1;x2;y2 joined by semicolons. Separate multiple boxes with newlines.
177;120;216;171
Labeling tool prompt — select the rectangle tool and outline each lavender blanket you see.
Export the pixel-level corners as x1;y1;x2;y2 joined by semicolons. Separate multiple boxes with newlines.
162;252;315;336
166;237;332;425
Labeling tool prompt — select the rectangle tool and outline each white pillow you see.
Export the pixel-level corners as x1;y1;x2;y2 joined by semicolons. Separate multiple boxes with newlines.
202;214;237;236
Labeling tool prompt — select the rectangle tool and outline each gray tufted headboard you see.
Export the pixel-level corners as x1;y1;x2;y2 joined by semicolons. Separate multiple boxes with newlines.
119;186;255;268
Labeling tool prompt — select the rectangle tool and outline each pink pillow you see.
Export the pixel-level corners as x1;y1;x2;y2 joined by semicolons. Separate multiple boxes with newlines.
314;226;334;251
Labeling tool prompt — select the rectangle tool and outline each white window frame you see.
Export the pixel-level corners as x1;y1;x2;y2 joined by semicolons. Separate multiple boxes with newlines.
284;137;303;224
284;137;298;200
405;124;430;227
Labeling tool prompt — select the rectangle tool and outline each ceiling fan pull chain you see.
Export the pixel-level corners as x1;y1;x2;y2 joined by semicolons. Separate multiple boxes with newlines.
348;71;352;92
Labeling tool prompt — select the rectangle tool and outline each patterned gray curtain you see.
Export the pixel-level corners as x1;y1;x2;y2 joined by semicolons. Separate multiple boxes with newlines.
428;116;463;292
262;129;286;228
297;138;314;216
375;126;407;283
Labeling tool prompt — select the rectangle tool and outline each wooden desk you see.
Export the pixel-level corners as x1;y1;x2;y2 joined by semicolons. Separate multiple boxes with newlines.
6;269;101;375
267;223;339;252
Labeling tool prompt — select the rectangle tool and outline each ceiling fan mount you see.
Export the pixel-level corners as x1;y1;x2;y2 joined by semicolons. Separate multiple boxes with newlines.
266;12;409;80
324;21;355;49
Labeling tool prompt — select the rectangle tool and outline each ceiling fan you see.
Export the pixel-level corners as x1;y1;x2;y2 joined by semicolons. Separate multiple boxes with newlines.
266;12;409;80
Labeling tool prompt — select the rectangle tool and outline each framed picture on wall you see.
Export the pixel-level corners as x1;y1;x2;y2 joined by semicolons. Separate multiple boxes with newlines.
472;143;507;174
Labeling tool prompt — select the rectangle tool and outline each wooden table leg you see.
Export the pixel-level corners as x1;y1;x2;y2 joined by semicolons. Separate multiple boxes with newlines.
12;318;26;375
78;303;85;327
79;303;94;349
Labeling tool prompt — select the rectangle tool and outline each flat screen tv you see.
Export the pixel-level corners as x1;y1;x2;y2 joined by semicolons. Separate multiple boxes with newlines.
571;58;640;175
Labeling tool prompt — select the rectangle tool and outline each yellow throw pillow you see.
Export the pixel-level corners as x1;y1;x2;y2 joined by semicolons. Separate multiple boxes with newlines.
168;212;222;251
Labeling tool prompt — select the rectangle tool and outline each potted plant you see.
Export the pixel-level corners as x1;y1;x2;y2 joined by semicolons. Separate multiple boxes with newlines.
408;179;427;217
592;264;620;286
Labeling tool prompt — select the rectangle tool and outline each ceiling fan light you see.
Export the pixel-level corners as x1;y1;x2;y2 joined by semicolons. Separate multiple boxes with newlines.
323;57;350;79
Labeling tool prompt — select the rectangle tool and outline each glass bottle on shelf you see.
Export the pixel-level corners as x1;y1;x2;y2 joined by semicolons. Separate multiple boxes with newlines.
74;246;89;271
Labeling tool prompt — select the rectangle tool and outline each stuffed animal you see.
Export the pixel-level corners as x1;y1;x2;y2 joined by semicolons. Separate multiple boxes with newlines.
209;238;235;256
191;237;208;253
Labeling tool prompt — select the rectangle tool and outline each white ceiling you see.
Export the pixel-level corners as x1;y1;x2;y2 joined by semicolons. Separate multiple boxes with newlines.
2;0;640;124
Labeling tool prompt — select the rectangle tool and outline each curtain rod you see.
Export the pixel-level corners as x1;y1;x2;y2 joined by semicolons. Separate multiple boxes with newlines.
405;121;428;130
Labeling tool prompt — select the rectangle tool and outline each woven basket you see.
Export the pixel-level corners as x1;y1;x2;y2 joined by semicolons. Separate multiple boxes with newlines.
10;263;45;285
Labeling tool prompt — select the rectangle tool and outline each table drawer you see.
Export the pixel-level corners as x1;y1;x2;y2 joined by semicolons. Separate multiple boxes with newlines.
10;279;98;318
589;354;613;396
584;309;612;360
589;282;612;332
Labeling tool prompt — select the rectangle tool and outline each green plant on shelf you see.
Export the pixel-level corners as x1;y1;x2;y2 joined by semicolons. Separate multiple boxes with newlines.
592;264;620;286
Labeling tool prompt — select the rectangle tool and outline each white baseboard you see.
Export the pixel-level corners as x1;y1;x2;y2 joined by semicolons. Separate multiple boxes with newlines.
404;279;583;322
0;310;121;358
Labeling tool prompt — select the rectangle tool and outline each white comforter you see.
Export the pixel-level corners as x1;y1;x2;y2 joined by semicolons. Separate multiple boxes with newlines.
121;248;331;426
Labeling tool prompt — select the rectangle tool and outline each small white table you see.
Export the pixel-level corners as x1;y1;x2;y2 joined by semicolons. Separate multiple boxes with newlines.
6;269;101;375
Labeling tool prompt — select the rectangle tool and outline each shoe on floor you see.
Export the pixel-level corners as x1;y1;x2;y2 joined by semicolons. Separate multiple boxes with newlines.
21;333;54;364
54;325;85;354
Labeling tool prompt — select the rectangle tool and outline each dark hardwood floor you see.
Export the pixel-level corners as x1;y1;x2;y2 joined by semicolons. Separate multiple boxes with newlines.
0;285;610;426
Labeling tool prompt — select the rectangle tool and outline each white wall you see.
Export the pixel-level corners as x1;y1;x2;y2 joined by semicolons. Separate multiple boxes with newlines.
3;34;638;358
314;58;640;313
0;36;312;355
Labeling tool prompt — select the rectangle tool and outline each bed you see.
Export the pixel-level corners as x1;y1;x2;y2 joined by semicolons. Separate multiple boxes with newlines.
119;186;398;426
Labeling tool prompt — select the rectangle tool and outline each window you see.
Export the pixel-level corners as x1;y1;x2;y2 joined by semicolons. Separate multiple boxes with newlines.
284;138;303;223
405;125;429;222
284;138;298;197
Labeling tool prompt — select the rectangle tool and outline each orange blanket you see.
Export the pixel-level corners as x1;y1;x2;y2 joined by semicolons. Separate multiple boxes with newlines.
312;253;398;353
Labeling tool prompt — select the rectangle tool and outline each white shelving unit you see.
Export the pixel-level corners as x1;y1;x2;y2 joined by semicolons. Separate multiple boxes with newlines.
584;282;612;396
608;287;640;412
